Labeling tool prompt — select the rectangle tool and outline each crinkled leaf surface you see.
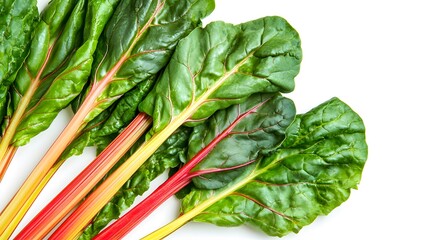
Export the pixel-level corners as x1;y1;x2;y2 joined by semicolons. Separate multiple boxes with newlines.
77;0;215;125
181;98;368;237
187;93;296;189
140;16;302;133
78;127;191;240
9;0;120;146
0;0;38;131
0;0;38;84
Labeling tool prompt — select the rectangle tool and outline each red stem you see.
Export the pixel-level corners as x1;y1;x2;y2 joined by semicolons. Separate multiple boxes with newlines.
94;101;265;239
15;113;152;240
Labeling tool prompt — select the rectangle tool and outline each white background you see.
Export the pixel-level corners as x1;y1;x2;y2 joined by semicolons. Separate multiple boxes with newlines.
1;0;429;239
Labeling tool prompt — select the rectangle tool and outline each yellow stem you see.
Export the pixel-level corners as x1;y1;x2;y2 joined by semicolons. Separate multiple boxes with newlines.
0;161;62;239
0;80;40;180
140;171;254;240
0;84;99;237
141;192;221;240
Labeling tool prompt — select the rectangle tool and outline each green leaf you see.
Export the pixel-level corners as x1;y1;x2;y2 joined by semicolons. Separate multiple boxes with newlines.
181;97;368;237
0;0;38;130
9;0;121;146
78;127;191;240
77;0;215;126
140;16;302;133
187;93;296;190
0;0;38;84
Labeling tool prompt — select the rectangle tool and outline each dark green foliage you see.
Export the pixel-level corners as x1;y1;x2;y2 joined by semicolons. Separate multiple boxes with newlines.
181;98;368;237
187;93;296;189
140;16;302;133
0;0;38;132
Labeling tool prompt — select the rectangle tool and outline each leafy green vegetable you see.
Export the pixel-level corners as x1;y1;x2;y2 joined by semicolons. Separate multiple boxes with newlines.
8;0;86;146
177;97;367;237
187;93;296;190
78;127;191;240
0;0;120;236
0;0;38;82
9;0;121;146
3;1;215;238
0;0;39;132
49;16;302;239
92;93;296;239
140;16;301;133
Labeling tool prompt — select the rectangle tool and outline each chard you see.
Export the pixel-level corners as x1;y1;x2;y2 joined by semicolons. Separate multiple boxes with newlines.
50;16;302;239
1;0;214;237
95;93;296;239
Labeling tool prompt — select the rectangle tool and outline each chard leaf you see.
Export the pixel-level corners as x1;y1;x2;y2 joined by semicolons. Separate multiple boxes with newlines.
188;93;296;190
181;98;368;237
140;16;302;133
0;0;38;131
78;127;191;240
9;0;120;146
76;0;215;126
0;0;38;83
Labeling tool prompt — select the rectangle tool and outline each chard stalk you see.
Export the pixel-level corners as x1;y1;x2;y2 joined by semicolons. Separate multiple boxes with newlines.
0;0;88;231
0;49;131;234
15;113;152;240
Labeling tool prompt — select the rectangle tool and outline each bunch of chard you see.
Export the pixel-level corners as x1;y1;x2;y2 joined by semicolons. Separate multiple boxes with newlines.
1;0;369;239
0;0;121;236
95;92;297;239
0;0;214;238
19;16;303;239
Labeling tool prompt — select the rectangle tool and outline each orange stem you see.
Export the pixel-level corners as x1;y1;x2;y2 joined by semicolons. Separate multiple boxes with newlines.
0;146;17;181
